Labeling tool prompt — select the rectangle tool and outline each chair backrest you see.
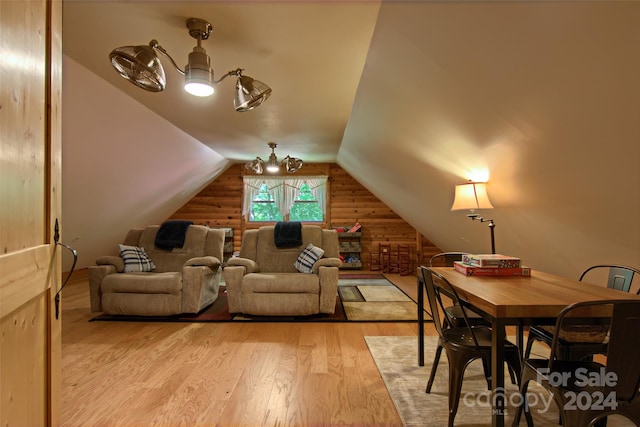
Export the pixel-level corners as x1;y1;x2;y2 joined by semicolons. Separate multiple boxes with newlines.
548;299;640;401
126;225;225;273
420;266;481;348
579;265;640;294
429;252;470;267
238;225;340;273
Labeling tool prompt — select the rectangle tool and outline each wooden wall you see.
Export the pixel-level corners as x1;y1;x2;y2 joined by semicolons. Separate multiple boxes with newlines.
168;163;442;272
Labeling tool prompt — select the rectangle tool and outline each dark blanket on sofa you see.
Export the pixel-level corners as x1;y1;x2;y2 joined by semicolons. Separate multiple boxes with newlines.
155;220;193;250
274;221;303;248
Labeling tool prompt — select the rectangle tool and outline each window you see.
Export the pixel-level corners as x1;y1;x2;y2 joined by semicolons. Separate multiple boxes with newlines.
249;183;283;222
290;183;323;222
243;176;327;223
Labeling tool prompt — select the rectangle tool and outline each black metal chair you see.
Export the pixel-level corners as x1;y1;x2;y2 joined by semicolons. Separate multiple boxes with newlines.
425;253;503;392
429;252;489;327
513;299;640;427
421;266;528;427
524;265;640;361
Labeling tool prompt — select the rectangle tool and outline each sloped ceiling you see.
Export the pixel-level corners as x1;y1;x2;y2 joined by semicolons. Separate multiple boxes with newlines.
340;1;640;277
62;1;380;162
62;1;640;277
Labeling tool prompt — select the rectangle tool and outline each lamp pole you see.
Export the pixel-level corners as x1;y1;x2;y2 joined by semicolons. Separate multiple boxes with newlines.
488;219;496;254
468;214;496;254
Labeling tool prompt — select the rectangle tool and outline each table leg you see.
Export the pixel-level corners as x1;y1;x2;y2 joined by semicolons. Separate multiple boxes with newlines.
516;321;524;361
491;318;506;427
417;274;424;366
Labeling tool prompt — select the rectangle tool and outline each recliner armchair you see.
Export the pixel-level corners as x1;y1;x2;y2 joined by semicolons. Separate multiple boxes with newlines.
223;225;342;316
88;224;225;316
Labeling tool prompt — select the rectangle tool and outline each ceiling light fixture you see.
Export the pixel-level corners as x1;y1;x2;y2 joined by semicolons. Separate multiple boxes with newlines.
451;181;496;254
244;143;303;175
109;18;271;111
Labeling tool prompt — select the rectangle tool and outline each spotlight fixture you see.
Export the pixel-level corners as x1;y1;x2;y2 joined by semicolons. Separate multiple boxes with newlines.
244;143;303;175
109;18;271;111
451;181;496;254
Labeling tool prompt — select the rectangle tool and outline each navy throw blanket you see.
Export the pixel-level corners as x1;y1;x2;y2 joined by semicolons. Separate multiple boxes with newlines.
155;220;193;250
274;221;303;248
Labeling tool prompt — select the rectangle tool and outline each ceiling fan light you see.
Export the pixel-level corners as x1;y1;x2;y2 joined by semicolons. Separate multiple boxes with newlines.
282;156;303;173
109;19;272;109
234;74;272;112
184;47;214;97
109;44;166;92
244;158;264;174
266;154;280;172
184;76;214;97
248;143;302;175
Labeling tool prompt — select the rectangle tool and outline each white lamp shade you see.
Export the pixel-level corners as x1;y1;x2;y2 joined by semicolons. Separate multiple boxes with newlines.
451;182;494;211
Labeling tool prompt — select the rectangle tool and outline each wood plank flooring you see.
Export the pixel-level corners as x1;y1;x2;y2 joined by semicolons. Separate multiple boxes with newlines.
61;269;435;426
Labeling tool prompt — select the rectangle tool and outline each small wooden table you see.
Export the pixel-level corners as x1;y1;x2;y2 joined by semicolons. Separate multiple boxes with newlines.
417;267;640;427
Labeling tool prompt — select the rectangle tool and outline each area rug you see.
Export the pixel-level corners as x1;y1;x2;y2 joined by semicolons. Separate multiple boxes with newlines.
338;276;418;321
365;336;635;427
90;275;425;323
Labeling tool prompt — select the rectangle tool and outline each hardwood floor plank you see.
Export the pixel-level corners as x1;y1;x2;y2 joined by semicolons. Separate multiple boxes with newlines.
61;269;434;426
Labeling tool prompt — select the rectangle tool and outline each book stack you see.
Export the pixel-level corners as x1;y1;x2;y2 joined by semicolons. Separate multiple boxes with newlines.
453;254;531;277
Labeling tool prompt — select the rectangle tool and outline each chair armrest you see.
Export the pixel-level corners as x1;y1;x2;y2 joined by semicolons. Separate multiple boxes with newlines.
226;257;259;273
312;257;342;273
96;255;124;273
88;264;118;312
181;263;222;313
185;256;221;270
222;265;247;313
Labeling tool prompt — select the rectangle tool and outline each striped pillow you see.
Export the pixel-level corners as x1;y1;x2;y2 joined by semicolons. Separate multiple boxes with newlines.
119;244;156;273
294;243;324;273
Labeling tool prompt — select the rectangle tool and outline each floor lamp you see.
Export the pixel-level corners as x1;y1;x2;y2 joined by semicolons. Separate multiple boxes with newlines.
451;181;496;254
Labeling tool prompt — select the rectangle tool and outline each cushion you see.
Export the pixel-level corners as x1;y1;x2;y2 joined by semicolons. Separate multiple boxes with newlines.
119;244;156;273
294;243;324;273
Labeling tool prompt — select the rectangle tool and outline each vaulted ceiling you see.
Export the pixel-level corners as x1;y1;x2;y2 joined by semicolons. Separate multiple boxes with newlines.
63;1;380;162
62;1;640;278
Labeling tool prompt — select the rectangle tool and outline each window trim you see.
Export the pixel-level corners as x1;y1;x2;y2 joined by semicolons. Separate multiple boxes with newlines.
243;176;327;222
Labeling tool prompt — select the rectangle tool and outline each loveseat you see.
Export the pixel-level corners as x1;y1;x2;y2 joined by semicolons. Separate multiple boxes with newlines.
88;224;225;316
223;224;342;316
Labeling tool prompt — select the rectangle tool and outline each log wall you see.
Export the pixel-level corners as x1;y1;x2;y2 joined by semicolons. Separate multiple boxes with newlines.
168;163;442;272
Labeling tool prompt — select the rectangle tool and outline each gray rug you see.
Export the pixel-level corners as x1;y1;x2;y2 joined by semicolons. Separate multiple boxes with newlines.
365;336;634;427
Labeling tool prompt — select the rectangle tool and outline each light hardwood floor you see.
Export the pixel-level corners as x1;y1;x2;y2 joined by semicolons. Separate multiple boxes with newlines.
61;269;435;427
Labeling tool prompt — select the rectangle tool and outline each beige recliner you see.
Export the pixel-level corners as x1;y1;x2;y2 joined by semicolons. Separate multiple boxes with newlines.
88;224;225;316
224;225;342;316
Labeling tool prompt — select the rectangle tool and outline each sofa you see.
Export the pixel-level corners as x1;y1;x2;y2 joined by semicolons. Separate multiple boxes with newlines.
223;224;342;316
88;224;225;316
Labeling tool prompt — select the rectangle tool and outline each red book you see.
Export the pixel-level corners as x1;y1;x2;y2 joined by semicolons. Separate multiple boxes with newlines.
347;223;361;233
453;261;531;277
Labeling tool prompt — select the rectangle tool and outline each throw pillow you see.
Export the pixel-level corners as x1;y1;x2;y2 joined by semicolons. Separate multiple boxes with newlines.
294;243;325;273
119;244;156;273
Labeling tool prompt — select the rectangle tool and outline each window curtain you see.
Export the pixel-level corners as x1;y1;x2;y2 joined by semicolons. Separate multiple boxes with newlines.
242;176;328;219
242;178;263;218
301;177;327;216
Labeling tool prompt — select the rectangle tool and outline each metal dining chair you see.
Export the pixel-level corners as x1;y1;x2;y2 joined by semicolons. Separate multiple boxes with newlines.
425;252;496;392
513;299;640;426
524;264;640;361
429;252;488;327
421;266;529;427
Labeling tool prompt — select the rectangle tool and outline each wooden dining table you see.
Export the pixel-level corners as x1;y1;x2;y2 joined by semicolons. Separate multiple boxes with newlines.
417;266;640;427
